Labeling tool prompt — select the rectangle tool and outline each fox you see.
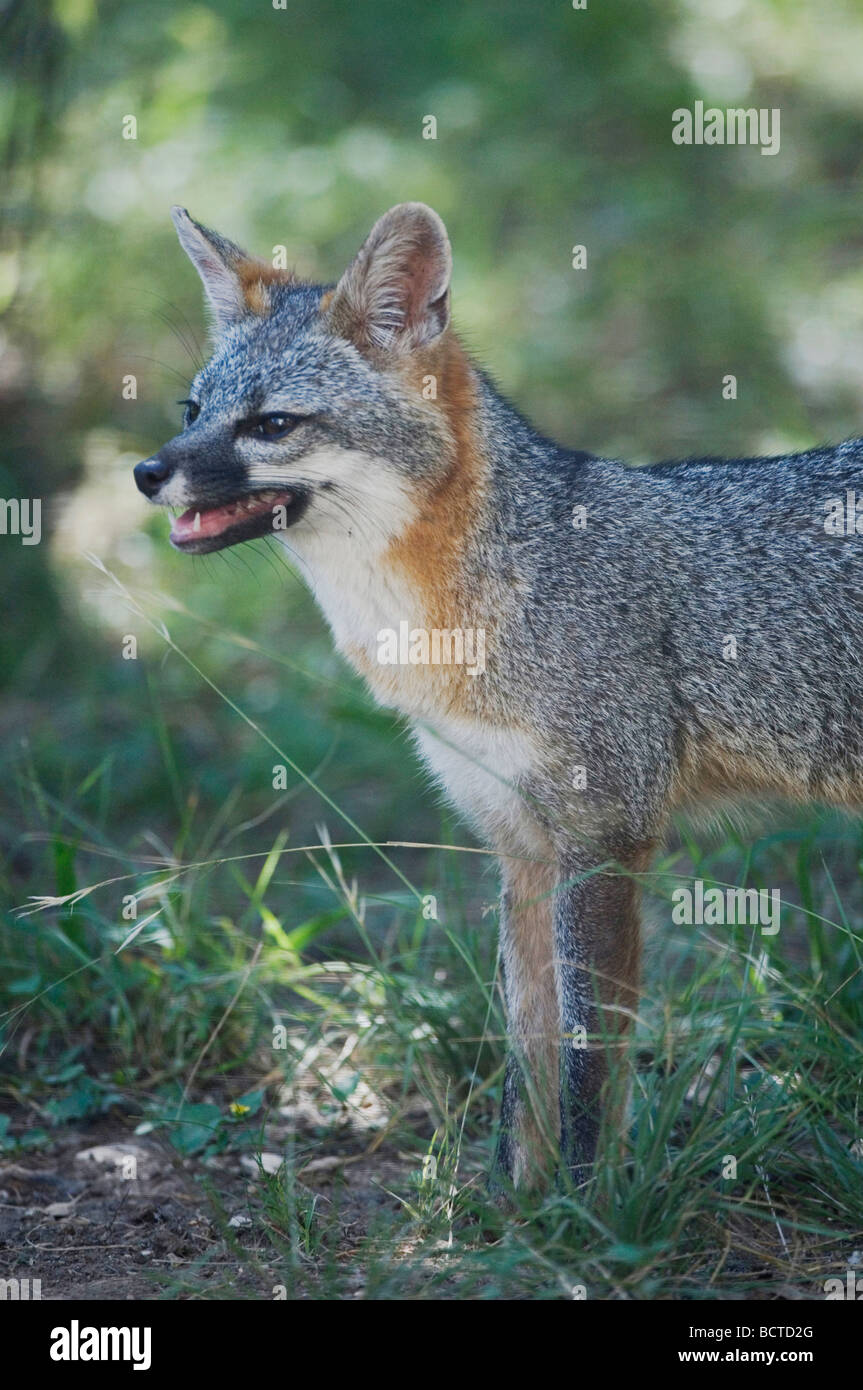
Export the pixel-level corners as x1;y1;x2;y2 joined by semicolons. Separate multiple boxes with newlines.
135;200;863;1191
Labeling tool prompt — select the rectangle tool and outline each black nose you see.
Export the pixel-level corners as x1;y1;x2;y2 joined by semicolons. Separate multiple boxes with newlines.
134;456;173;498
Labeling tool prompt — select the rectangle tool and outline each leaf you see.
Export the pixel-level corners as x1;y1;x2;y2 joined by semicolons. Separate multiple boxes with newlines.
8;971;41;995
168;1103;222;1155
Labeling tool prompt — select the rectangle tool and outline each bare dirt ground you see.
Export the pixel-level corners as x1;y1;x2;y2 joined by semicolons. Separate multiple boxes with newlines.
0;1100;421;1301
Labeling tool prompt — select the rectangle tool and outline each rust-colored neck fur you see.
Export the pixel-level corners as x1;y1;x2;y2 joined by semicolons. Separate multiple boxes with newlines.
386;331;489;631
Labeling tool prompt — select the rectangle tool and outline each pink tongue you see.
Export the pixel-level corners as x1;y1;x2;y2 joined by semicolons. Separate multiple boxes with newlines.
171;496;280;542
172;503;242;542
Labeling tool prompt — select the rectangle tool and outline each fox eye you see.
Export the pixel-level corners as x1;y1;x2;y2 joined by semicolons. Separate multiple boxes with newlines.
178;399;200;426
251;413;298;440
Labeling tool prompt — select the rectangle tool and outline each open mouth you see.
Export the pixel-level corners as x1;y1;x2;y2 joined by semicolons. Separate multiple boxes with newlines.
170;489;308;554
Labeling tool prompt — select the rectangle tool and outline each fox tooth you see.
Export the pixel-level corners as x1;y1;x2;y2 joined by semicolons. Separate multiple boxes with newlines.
193;512;201;532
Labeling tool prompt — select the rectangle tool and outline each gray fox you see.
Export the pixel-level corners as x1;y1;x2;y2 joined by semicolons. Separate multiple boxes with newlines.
135;202;863;1190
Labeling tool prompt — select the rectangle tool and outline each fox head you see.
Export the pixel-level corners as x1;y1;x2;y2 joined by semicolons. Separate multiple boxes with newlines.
134;202;466;556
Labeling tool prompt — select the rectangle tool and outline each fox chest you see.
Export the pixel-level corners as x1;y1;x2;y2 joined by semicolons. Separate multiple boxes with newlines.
411;718;545;855
295;546;539;849
287;532;542;848
300;541;483;715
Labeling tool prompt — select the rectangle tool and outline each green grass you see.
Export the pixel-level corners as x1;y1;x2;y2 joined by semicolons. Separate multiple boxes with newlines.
2;556;862;1300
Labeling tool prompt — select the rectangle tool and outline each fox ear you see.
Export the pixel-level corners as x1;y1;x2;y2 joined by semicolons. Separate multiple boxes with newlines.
327;202;452;356
171;207;274;334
